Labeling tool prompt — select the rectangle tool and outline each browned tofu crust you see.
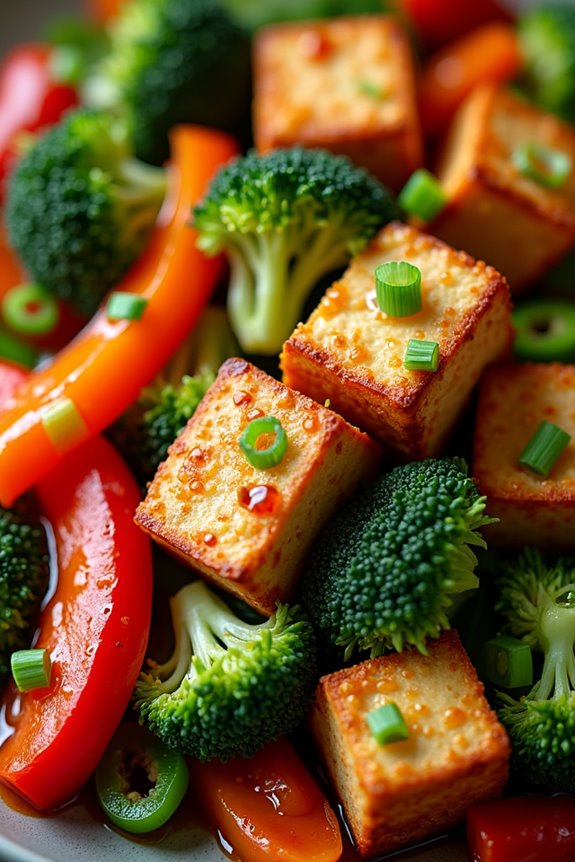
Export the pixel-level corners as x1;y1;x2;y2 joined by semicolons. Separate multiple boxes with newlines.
253;15;422;190
473;362;575;548
310;630;510;857
135;358;381;614
282;221;513;458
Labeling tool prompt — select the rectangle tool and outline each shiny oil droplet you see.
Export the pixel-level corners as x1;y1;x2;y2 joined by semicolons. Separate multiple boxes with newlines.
233;390;252;407
238;485;281;515
203;533;217;546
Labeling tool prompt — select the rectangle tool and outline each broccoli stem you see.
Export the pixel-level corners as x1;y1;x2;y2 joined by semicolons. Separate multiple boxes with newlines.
534;587;575;700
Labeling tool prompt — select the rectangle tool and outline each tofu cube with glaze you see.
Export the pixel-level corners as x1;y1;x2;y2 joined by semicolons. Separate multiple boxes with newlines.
135;358;381;616
281;221;513;459
428;85;575;293
472;362;575;549
253;16;423;192
310;630;510;858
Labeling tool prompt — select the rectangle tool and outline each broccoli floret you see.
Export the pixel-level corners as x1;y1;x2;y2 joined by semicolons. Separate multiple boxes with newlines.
0;507;50;679
518;3;575;123
193;147;397;354
496;548;575;794
134;580;317;761
222;0;382;30
302;458;494;661
85;0;250;166
6;108;166;316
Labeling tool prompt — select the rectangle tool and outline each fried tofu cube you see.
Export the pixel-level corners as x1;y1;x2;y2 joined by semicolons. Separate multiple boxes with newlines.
310;630;510;858
428;85;575;293
281;221;513;459
135;358;380;615
472;362;575;549
253;16;423;192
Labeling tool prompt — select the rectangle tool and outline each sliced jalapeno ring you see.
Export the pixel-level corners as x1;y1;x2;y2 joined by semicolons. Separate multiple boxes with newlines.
512;299;575;362
95;723;189;834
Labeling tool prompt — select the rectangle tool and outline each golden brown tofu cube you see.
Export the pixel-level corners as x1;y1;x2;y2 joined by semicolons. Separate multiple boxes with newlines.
281;221;513;459
428;85;575;293
253;16;422;192
135;358;380;615
472;362;575;549
310;630;510;858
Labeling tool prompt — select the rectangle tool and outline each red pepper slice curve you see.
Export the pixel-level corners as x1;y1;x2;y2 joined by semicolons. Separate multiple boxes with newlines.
0;430;153;811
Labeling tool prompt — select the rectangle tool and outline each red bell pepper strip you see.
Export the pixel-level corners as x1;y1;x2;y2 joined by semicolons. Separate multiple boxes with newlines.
0;432;153;811
0;358;28;405
397;0;513;51
193;737;343;862
467;795;575;862
0;125;238;507
0;44;79;204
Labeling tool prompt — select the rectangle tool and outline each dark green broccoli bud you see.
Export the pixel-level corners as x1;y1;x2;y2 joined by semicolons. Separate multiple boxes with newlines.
85;0;251;165
134;580;317;761
193;146;397;355
496;548;575;794
6;108;166;316
518;3;575;123
222;0;382;30
0;507;50;679
302;458;494;660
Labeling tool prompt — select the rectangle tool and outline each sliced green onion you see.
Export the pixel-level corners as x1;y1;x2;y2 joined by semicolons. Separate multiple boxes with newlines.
404;339;439;371
11;648;52;692
512;142;572;189
398;169;447;221
512;299;575;363
367;702;409;745
375;262;422;317
357;79;385;100
239;416;288;469
519;421;572;477
484;635;533;689
41;397;89;454
107;292;148;322
0;327;38;368
2;283;59;336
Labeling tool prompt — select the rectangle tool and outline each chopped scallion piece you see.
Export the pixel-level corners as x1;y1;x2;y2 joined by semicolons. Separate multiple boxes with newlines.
357;79;385;100
2;283;59;336
107;292;148;322
398;169;447;221
0;327;38;368
367;702;409;745
375;261;422;317
11;648;52;692
404;339;439;371
518;420;571;477
239;416;288;469
485;635;533;689
512;142;572;189
41;397;89;454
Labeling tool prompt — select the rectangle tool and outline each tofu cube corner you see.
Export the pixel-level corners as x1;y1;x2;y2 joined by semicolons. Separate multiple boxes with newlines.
253;15;422;192
135;358;381;615
473;361;575;549
281;221;513;459
310;630;510;858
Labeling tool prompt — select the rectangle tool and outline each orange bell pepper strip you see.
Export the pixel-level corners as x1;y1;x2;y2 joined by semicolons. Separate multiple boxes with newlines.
0;358;27;404
0;432;153;811
0;125;238;506
419;24;522;137
193;737;343;862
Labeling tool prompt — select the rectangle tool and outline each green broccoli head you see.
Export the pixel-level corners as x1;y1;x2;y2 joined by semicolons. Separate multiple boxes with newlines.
85;0;251;165
193;146;397;355
519;3;575;122
6;108;166;316
0;507;50;679
497;548;575;794
134;580;317;761
221;0;383;30
302;458;494;660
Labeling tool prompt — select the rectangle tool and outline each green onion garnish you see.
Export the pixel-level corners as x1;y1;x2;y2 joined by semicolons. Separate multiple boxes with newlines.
404;339;439;371
357;79;385;100
11;648;52;692
107;292;148;322
367;702;409;745
41;397;88;454
375;262;422;317
485;635;533;689
239;416;288;469
512;142;572;189
518;420;572;477
2;283;59;337
398;169;447;221
0;327;38;368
